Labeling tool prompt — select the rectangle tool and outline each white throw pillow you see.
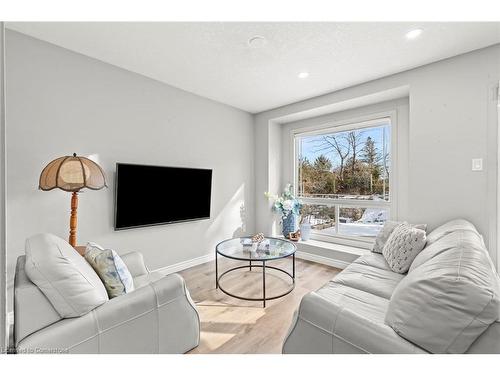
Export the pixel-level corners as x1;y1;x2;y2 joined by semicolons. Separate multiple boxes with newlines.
382;223;427;274
24;233;109;318
372;221;427;253
85;242;134;298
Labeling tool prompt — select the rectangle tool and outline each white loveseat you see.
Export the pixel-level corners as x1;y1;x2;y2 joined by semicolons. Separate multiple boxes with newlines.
14;236;200;354
283;219;500;354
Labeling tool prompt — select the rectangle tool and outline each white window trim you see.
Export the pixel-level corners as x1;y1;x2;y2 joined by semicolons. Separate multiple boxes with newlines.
290;110;399;249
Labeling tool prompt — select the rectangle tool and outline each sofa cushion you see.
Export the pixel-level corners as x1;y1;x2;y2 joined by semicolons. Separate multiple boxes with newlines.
316;282;390;324
382;223;426;274
372;221;427;254
14;256;62;345
385;230;500;353
425;218;478;247
85;242;135;298
332;262;404;299
24;233;109;318
353;252;392;271
288;285;428;354
409;229;483;272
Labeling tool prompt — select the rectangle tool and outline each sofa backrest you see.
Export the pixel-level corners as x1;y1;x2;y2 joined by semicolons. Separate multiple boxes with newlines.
409;220;485;273
14;256;62;346
385;219;500;353
24;233;109;318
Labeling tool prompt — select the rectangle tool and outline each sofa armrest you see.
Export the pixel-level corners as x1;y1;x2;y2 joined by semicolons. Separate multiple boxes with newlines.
120;251;149;277
283;292;427;354
92;273;199;353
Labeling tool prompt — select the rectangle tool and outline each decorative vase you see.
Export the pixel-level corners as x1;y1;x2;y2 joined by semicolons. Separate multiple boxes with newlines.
282;212;298;238
300;223;311;241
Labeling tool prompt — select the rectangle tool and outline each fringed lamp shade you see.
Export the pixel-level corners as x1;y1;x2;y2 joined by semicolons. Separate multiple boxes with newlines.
39;153;107;192
39;153;107;247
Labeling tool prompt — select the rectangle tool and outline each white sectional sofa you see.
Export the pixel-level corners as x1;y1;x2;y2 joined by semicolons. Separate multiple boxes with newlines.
283;219;500;354
14;240;200;354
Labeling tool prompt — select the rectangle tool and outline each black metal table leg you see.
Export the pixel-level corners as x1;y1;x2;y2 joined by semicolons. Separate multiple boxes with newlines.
262;260;266;308
292;253;295;280
215;251;219;289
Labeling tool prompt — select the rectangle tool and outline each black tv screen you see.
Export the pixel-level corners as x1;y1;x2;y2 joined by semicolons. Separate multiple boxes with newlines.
114;163;212;230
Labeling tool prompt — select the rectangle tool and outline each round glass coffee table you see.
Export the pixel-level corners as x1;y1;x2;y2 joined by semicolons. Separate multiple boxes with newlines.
215;237;297;307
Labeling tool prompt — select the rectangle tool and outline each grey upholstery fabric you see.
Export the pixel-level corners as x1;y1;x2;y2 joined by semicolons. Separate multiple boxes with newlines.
283;219;500;354
352;251;392;271
425;218;478;247
409;222;483;272
466;321;500;353
24;234;109;318
119;251;149;277
283;274;426;353
331;262;404;299
382;223;426;274
385;229;500;353
14;256;61;345
14;251;200;354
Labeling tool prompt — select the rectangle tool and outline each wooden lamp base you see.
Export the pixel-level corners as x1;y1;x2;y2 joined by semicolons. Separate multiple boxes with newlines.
69;191;78;247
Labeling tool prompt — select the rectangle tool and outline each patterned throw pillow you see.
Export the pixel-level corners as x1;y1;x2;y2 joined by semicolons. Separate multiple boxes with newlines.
372;221;427;253
84;242;134;298
382;223;427;274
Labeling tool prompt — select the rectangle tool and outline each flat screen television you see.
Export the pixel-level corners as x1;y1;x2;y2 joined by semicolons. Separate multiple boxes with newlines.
114;163;212;230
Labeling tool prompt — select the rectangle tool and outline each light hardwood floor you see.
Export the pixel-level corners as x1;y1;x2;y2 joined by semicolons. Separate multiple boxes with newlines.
179;257;340;354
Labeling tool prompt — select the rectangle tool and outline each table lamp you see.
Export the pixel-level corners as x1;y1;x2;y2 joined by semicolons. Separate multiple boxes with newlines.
39;153;107;247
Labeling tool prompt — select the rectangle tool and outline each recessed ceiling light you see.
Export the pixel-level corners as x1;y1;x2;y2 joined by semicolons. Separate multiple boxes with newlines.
298;72;309;79
248;35;267;48
405;28;423;40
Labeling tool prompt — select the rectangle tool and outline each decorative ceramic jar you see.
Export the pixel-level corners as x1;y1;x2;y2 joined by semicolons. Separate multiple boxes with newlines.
300;223;311;241
282;212;298;238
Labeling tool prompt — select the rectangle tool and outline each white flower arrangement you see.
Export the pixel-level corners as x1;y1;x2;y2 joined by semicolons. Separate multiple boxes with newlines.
265;184;302;217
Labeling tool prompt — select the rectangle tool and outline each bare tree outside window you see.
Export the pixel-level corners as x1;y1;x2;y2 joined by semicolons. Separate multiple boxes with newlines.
296;121;391;239
298;123;390;200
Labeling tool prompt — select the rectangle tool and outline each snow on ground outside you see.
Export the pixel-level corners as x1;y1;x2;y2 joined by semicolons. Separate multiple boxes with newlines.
318;223;384;237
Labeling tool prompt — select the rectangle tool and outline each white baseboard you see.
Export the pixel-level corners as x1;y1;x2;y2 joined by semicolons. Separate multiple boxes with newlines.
295;251;351;270
150;250;350;276
152;253;214;275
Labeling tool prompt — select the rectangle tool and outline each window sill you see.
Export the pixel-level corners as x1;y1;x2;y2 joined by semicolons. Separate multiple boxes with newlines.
278;235;369;269
296;239;368;257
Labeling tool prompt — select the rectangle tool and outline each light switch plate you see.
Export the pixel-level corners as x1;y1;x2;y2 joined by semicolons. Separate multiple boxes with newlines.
472;158;483;171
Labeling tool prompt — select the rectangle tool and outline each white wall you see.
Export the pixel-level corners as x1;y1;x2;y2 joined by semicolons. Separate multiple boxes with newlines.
5;30;255;299
255;44;500;265
0;22;7;351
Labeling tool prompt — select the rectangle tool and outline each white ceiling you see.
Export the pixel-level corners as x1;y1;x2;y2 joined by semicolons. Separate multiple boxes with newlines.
6;22;500;113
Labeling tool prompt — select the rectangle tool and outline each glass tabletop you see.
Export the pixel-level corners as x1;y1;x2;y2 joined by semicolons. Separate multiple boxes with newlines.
216;237;296;261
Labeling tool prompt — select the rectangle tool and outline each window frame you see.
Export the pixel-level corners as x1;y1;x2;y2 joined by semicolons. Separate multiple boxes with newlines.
291;111;398;249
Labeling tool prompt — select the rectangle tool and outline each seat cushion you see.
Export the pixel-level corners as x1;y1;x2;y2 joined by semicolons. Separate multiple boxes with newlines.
316;282;390;324
385;230;500;353
24;233;109;318
353;252;392;271
329;261;404;300
287;283;427;353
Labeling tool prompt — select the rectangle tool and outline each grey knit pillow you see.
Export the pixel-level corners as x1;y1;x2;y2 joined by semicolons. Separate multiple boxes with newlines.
372;221;427;254
382;223;427;274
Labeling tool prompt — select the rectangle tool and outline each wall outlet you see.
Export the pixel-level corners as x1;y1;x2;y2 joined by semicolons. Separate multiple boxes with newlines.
472;158;483;171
